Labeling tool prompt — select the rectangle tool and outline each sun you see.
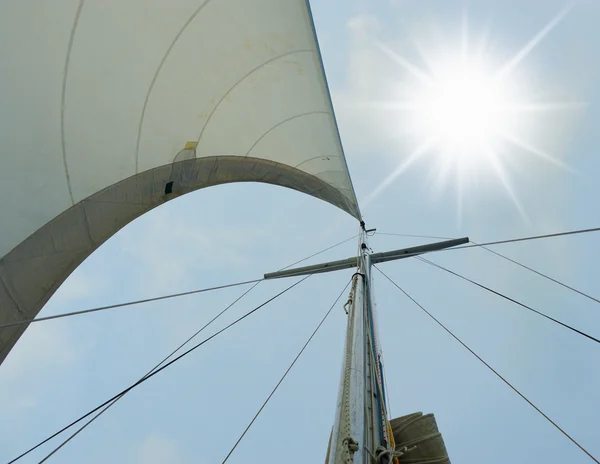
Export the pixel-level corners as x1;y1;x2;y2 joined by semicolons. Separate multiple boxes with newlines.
361;6;582;217
412;63;514;157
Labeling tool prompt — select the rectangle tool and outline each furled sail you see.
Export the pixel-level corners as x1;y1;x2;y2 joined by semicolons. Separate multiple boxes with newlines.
390;412;451;463
0;0;360;364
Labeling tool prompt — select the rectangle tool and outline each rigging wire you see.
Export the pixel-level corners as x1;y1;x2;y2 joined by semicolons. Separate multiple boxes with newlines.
374;265;600;464
376;232;455;240
6;227;597;330
9;235;357;462
449;226;600;251
0;278;263;329
471;240;600;305
36;281;263;464
278;234;358;271
8;228;597;459
384;226;600;258
374;232;600;306
8;276;311;464
415;257;600;345
356;226;600;262
221;278;352;463
1;234;357;330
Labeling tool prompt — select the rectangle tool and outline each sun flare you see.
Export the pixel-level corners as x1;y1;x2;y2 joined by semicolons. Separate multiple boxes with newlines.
361;6;582;218
410;63;516;160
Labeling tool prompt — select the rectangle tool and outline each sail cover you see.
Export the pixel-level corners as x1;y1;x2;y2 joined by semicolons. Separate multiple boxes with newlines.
0;0;360;364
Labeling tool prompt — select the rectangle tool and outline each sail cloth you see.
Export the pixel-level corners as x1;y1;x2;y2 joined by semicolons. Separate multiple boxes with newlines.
390;412;451;463
0;0;360;364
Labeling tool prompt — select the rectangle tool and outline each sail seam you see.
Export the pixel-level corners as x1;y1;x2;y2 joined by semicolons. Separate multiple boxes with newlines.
195;49;315;146
0;272;27;320
60;0;85;205
245;111;330;157
134;0;214;173
294;154;341;169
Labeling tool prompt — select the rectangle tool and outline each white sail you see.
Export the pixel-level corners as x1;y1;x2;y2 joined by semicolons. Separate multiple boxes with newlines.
0;0;360;363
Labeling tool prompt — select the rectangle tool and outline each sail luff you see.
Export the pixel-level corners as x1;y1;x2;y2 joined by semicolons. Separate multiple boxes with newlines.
303;0;362;221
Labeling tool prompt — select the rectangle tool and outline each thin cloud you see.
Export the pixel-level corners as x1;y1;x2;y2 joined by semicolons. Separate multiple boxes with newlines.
131;433;194;464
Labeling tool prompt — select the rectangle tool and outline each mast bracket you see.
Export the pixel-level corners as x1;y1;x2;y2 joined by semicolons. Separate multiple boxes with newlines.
343;437;359;453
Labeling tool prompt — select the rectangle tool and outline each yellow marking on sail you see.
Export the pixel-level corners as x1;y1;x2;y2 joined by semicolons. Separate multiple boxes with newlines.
184;141;198;150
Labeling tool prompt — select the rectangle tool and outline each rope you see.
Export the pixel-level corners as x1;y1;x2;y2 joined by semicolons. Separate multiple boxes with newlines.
8;276;310;464
365;444;416;463
221;278;352;463
374;265;600;464
416;257;600;345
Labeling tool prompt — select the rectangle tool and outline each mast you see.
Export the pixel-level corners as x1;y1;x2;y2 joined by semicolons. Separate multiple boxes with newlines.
266;231;467;463
326;228;383;464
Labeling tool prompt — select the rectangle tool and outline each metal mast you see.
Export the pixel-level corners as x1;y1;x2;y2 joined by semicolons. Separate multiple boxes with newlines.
266;229;468;463
325;230;382;464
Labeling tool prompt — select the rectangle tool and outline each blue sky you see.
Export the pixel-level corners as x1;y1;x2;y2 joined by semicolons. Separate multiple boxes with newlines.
2;1;600;463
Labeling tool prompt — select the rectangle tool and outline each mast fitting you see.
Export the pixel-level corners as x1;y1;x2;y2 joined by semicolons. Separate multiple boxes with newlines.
343;437;359;454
